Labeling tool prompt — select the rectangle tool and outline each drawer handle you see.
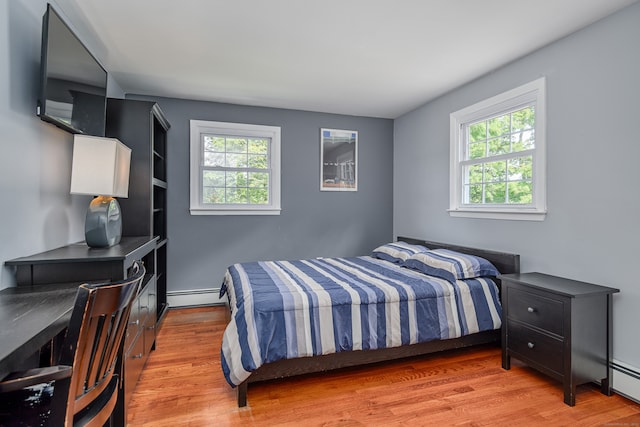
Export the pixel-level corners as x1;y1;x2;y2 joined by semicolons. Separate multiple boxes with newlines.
527;342;535;349
129;319;139;326
131;353;144;359
527;307;535;313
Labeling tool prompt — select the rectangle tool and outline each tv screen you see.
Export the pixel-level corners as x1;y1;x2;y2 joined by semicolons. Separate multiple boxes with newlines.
37;4;107;136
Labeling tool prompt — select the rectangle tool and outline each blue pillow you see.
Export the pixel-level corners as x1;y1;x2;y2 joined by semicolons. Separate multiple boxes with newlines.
372;241;429;264
403;249;500;282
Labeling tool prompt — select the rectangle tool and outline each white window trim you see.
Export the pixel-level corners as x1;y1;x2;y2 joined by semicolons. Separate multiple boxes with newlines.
449;78;547;221
189;120;281;215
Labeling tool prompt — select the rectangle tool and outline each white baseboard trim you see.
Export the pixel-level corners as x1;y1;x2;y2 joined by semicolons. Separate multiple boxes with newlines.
167;288;226;308
613;359;640;404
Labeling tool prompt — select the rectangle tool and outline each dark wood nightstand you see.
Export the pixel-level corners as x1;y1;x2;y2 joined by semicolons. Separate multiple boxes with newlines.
499;272;619;406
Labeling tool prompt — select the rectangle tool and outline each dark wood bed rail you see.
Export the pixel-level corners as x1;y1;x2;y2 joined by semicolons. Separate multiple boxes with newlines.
231;237;521;407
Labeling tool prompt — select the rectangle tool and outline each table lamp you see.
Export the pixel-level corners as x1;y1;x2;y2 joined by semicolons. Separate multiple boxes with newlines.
70;135;132;248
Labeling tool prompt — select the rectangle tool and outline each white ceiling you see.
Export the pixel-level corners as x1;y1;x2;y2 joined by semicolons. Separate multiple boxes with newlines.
64;0;637;119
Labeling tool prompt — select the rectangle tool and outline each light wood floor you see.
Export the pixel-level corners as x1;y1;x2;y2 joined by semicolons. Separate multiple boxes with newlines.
127;306;640;426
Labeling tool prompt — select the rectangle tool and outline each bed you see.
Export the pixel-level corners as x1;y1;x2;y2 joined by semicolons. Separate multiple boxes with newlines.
220;236;520;407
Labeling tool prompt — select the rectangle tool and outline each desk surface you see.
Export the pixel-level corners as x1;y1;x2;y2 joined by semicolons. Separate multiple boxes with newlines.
5;236;157;266
0;283;78;379
4;236;158;287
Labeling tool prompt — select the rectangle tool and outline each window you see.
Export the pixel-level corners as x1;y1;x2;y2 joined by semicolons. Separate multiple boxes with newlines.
449;78;546;221
190;120;281;215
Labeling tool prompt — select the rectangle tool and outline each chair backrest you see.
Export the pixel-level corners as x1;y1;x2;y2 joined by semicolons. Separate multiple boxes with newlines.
60;260;145;426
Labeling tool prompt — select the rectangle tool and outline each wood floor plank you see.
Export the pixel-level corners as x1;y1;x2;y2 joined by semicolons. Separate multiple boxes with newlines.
127;306;640;426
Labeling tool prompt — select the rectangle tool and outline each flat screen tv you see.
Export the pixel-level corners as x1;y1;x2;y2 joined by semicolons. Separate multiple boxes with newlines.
37;4;107;136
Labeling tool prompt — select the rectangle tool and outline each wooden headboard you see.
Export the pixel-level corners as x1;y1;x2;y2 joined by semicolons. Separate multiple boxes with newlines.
397;236;520;276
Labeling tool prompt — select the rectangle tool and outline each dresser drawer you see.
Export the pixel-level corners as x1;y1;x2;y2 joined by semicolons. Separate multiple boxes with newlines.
507;288;564;336
124;331;146;405
124;298;141;352
508;322;564;375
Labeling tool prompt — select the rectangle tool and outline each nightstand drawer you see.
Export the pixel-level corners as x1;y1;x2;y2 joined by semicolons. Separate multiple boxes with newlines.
508;322;563;375
507;288;564;336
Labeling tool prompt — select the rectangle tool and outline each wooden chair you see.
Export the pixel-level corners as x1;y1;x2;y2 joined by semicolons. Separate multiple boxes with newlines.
0;261;146;426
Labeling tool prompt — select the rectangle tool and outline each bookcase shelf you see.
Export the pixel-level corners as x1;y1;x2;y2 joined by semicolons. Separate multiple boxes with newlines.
106;98;170;324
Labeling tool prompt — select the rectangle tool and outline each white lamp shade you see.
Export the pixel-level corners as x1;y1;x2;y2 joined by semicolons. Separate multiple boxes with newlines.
70;135;131;197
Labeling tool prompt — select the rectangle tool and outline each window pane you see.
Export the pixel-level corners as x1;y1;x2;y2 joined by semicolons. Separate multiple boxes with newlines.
226;153;248;168
248;188;269;204
508;156;532;180
236;171;248;187
488;136;510;156
508;181;533;204
488;114;510;138
204;152;224;167
226;171;247;187
465;184;484;204
512;129;535;151
226;187;247;204
249;138;268;154
469;122;486;143
203;187;225;204
485;183;506;203
511;106;535;132
248;154;268;169
466;164;483;184
204;135;225;152
485;160;507;182
203;170;224;186
248;172;268;188
227;138;247;153
469;142;486;160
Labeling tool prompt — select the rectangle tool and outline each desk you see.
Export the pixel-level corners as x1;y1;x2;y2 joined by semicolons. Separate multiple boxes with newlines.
0;283;77;379
3;236;158;425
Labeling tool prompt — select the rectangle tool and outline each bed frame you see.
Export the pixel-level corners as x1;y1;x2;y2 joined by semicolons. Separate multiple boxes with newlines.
229;237;520;407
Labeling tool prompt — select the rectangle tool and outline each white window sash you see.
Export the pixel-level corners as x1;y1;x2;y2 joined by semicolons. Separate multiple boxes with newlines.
449;78;546;221
190;120;281;215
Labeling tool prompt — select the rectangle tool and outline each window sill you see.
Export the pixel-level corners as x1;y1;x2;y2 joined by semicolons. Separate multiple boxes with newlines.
447;208;546;221
190;208;281;216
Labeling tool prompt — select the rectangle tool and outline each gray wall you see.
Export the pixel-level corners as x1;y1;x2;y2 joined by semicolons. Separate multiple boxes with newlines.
129;95;394;294
0;0;124;289
394;4;640;373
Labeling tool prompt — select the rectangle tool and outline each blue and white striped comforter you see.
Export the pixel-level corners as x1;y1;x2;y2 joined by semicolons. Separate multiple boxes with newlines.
220;256;502;387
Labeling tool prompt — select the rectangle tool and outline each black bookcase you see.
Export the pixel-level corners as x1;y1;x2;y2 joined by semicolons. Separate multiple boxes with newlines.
106;98;170;323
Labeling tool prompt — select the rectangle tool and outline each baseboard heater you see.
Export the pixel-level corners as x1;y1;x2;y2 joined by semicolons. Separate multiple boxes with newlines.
612;360;640;404
167;287;225;308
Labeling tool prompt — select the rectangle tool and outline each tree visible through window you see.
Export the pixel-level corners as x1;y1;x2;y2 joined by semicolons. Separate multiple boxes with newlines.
464;106;535;205
202;135;270;205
